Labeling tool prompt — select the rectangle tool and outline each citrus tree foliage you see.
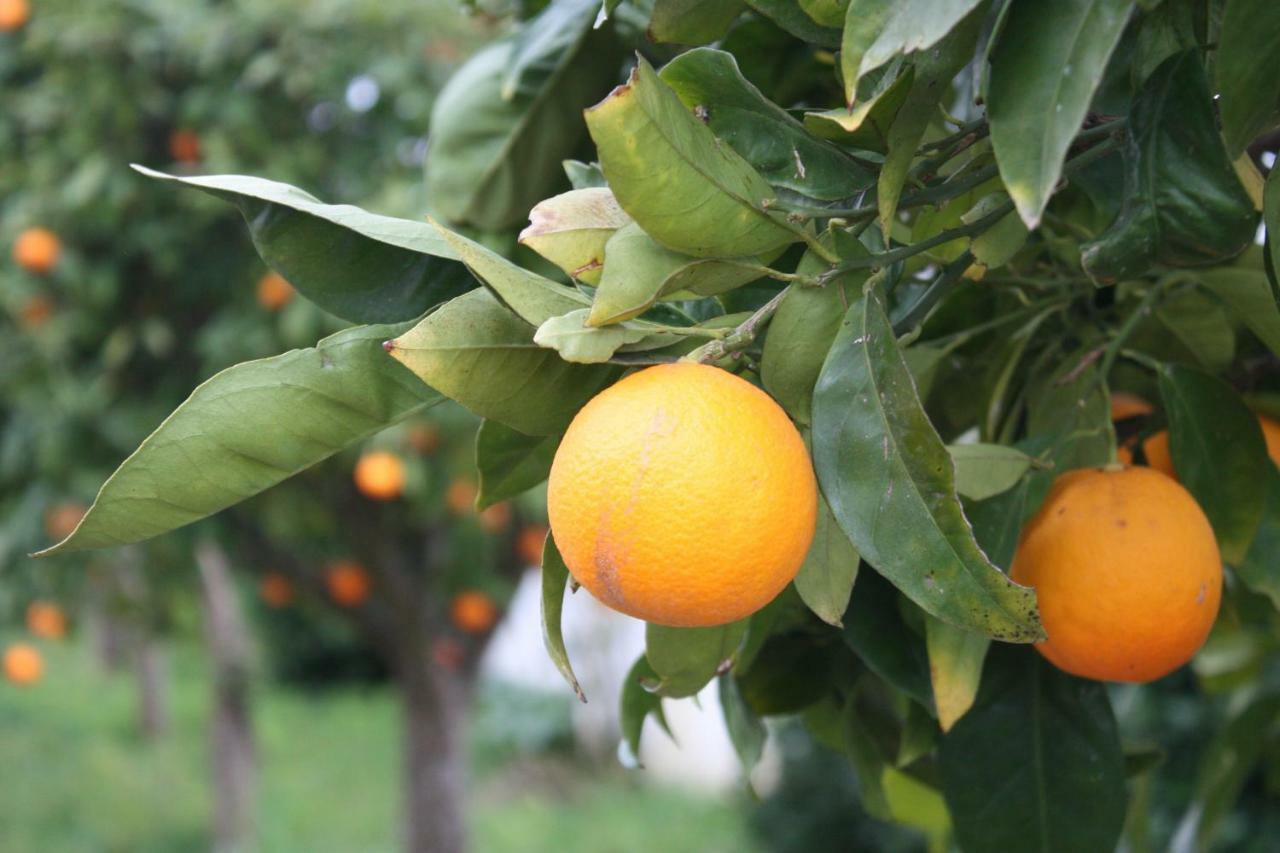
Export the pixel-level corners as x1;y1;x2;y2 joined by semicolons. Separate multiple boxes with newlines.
28;0;1280;848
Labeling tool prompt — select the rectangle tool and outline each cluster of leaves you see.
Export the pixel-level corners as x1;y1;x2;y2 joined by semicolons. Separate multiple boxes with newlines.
28;0;1280;849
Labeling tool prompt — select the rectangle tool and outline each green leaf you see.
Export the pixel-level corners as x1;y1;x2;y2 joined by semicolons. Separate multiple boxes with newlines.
805;62;914;153
1215;0;1280;155
743;0;842;47
1239;469;1280;610
430;221;591;326
883;767;952;850
794;494;861;628
37;325;439;556
761;236;870;425
585;58;803;258
969;195;1030;271
800;0;848;27
925;615;988;733
736;632;840;716
659;48;873;201
940;645;1127;853
719;673;767;775
645;620;748;698
1082;52;1258;283
475;420;559;510
1158;364;1268;564
1025;357;1112;475
1267;167;1280;294
425;0;618;230
386;289;618;436
132;167;469;325
987;0;1133;228
1153;287;1235;373
812;291;1044;642
842;569;934;709
841;0;985;102
841;686;891;819
518;188;632;285
541;534;586;702
948;442;1033;501
590;223;767;326
620;655;673;763
650;0;744;44
534;309;665;363
1196;266;1280;358
563;159;607;189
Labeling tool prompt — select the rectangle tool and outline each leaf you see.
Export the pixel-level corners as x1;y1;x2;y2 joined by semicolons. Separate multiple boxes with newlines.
132;167;470;325
743;0;842;47
1215;0;1280;156
925;615;988;732
1267;167;1280;294
1081;52;1258;283
1196;266;1280;358
590;223;767;326
948;442;1033;501
969;195;1030;271
659;48;873;201
425;0;618;230
940;645;1128;853
430;221;590;325
719;673;767;775
534;309;665;363
842;569;934;709
645;620;748;699
794;494;861;627
804;62;915;153
386;288;618;436
1158;364;1268;564
563;159;607;189
1238;469;1280;610
1025;357;1112;475
1153;287;1235;373
518;188;632;285
735;631;840;715
585;58;803;258
474;420;559;510
883;767;952;851
812;291;1044;642
841;0;985;102
649;0;744;44
541;533;586;702
37;325;439;556
987;0;1132;228
620;655;673;763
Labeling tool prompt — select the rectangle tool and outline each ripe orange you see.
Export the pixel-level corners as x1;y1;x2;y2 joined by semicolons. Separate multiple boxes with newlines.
4;643;42;686
354;451;406;501
450;590;498;634
446;478;477;515
256;271;294;310
0;0;29;32
325;560;371;607
1127;413;1280;480
25;601;67;640
259;572;295;608
43;501;86;542
1011;466;1221;682
516;524;548;566
478;501;511;534
168;129;202;164
12;227;60;274
407;423;440;455
17;294;53;330
547;363;817;627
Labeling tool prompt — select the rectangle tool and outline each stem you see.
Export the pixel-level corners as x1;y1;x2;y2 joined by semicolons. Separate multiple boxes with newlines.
890;251;976;335
686;286;793;364
797;228;841;264
1097;283;1169;381
642;322;730;339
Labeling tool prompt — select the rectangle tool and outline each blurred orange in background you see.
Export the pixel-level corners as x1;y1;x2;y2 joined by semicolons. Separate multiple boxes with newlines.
4;643;43;686
325;560;371;608
12;226;60;274
255;271;294;311
25;601;67;640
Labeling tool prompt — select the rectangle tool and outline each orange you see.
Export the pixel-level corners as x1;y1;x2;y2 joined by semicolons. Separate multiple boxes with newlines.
12;227;60;274
446;478;477;515
0;0;29;31
325;560;371;607
517;524;548;566
25;601;66;640
407;423;440;455
1132;414;1280;481
18;294;53;330
354;451;406;501
547;363;817;627
43;501;86;542
478;501;511;534
259;572;295;608
1109;392;1153;422
4;643;42;686
450;590;498;634
256;271;294;310
168;129;202;164
1011;466;1221;682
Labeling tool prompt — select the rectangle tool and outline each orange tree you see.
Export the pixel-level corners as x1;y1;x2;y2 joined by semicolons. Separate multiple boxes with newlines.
29;0;1280;850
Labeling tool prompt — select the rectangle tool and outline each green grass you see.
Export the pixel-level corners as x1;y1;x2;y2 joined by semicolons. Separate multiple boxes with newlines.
0;635;759;852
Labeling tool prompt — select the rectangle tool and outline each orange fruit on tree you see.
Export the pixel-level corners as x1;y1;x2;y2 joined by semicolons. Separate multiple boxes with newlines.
259;572;295;608
547;362;817;627
168;128;202;164
1109;392;1153;422
25;601;67;640
354;451;406;501
450;590;498;634
17;294;53;330
256;271;294;311
0;0;29;32
1010;466;1221;682
4;643;42;686
478;501;511;534
325;560;371;607
43;501;86;542
12;227;60;274
1125;414;1280;480
516;524;548;566
445;478;477;515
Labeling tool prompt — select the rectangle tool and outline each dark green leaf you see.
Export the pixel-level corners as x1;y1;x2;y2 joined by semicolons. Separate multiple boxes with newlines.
645;620;748;698
133;167;470;324
1215;0;1280;155
620;655;673;763
842;569;934;709
1025;358;1112;475
940;645;1127;853
501;0;601;99
475;420;559;510
841;0;985;101
805;62;914;153
1196;266;1280;357
38;325;439;556
794;494;861;627
1266;168;1280;295
1239;469;1280;610
650;0;744;44
736;632;840;716
743;0;842;47
719;673;767;774
541;533;586;701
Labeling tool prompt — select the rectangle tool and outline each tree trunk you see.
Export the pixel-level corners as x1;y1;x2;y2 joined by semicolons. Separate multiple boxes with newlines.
196;539;257;853
397;645;467;853
135;635;170;739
